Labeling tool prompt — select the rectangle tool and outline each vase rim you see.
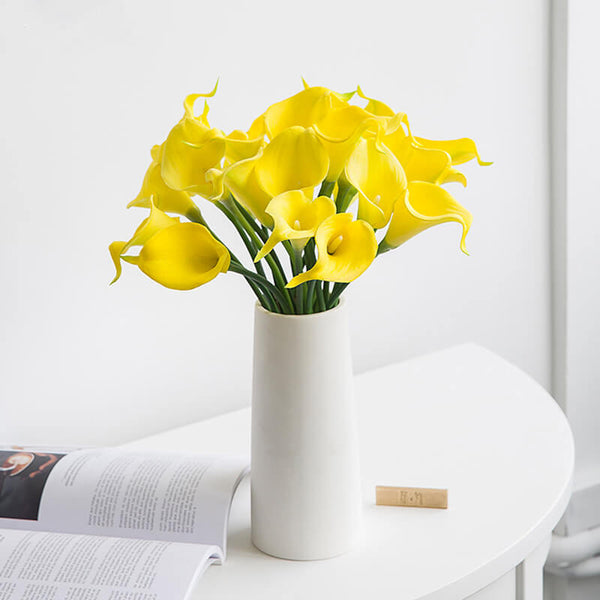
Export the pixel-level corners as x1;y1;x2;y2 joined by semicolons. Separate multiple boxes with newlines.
254;297;346;319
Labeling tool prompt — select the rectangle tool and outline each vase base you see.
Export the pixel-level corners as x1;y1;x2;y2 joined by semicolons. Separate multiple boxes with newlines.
251;529;361;561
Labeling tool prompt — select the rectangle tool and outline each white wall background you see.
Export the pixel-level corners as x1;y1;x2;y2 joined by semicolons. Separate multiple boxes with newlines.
0;0;551;447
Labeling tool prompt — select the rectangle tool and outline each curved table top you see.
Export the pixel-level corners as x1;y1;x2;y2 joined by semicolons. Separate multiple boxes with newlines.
126;344;574;600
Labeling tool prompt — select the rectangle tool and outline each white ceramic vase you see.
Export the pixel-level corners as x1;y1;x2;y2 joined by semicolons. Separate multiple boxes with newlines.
251;299;361;560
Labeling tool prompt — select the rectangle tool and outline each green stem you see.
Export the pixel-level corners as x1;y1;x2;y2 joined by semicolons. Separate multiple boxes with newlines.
318;180;336;198
232;200;269;243
336;181;357;213
377;239;394;256
327;282;349;309
229;263;289;312
223;202;295;314
187;209;276;309
315;282;326;312
215;202;266;274
293;249;304;313
306;281;316;312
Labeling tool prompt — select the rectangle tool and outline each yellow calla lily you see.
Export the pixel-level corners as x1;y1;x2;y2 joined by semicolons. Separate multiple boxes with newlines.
345;137;407;229
254;191;336;261
357;86;395;117
313;105;384;181
123;223;230;290
383;181;472;253
110;199;181;284
128;144;204;220
287;213;377;287
414;137;492;166
382;128;465;186
263;86;350;139
223;153;273;226
161;92;226;197
123;202;180;252
254;126;329;198
224;130;265;166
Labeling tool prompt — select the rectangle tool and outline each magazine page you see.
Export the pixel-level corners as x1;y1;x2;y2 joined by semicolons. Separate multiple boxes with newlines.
0;448;248;553
0;527;219;600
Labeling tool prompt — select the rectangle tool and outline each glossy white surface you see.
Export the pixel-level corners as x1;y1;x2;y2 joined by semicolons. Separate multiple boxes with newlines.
126;344;574;600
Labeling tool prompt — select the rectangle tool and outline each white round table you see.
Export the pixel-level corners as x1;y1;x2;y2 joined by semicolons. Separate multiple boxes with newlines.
126;344;574;600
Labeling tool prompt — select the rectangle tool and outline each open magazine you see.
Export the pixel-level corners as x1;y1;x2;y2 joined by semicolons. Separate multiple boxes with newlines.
0;445;248;600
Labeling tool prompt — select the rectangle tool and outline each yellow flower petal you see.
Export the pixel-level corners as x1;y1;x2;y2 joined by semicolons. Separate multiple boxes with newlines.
384;181;472;252
224;130;265;165
182;80;219;123
137;222;230;290
121;199;180;254
287;213;377;287
161;114;226;196
345;137;407;229
223;154;273;226
255;126;329;198
128;144;203;220
314;105;383;181
263;87;348;139
108;241;127;284
110;200;181;284
356;86;395;117
255;191;336;261
414;137;492;166
383;128;458;185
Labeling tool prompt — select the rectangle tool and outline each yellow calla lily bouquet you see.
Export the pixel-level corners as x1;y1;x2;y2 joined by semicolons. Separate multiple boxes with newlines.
110;82;490;314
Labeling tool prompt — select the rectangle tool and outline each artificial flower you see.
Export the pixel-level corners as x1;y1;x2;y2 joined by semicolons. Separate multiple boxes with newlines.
261;85;352;139
287;213;377;287
254;126;329;198
160;93;226;197
313;104;383;182
223;153;273;226
356;86;395;117
128;144;204;220
254;191;336;261
414;137;492;166
345;137;407;229
383;181;472;252
224;130;265;166
382;128;465;186
110;199;181;284
123;223;230;290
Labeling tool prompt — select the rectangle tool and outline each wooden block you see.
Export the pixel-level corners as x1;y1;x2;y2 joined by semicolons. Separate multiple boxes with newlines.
376;486;448;509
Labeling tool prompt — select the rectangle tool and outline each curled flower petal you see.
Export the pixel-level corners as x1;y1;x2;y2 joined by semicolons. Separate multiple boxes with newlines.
439;168;468;187
108;241;127;285
161;112;226;196
383;128;458;185
414;137;492;166
263;86;350;139
182;80;219;121
136;223;230;290
121;199;180;255
254;126;329;198
345;137;407;229
109;200;181;285
223;154;273;226
224;130;265;165
357;86;395;117
384;182;472;253
128;144;203;220
314;105;383;181
287;213;377;287
255;191;336;261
